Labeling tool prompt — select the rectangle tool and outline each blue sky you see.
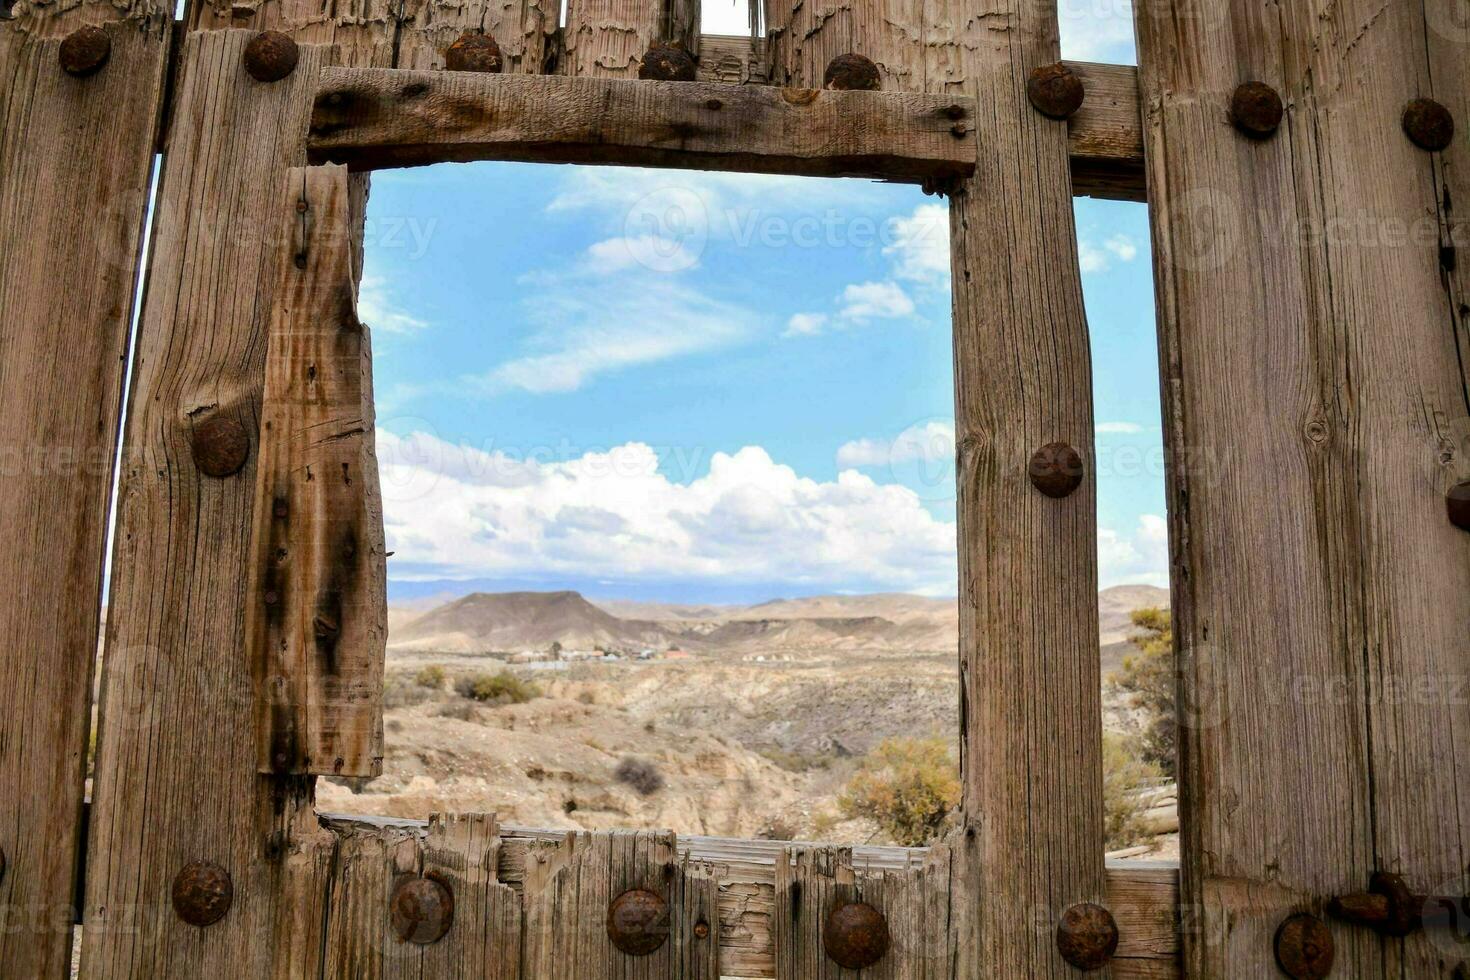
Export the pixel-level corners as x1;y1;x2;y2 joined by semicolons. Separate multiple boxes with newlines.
363;2;1160;603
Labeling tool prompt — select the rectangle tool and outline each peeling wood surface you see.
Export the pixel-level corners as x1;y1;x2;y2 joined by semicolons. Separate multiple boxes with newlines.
1136;0;1470;975
0;0;171;975
396;0;556;72
309;68;976;181
560;0;663;77
247;164;386;777
695;33;768;85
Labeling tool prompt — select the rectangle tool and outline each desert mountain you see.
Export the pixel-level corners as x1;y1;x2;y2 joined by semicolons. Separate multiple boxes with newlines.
1097;583;1170;645
390;591;674;654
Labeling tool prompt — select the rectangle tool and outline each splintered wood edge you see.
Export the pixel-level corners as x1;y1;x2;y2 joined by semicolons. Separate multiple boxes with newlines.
320;812;1180;977
307;67;978;183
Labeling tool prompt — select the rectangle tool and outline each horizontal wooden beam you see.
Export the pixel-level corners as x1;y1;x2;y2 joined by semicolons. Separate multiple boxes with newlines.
321;812;1180;977
308;68;977;183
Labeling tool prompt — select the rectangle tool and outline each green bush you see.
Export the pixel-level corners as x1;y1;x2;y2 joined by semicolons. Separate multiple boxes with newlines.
415;664;447;689
455;671;542;705
838;736;960;847
1102;731;1164;850
1107;607;1175;778
614;756;664;796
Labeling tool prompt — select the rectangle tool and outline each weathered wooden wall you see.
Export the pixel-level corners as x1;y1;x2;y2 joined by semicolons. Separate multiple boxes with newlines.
1136;0;1470;975
0;0;171;976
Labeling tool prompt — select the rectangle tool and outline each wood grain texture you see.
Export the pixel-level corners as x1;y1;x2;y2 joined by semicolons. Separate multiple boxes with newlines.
560;0;661;78
80;26;392;980
521;829;721;978
247;164;386;778
396;0;556;72
769;0;1108;976
0;1;171;976
308;68;976;182
1136;0;1470;975
695;34;767;84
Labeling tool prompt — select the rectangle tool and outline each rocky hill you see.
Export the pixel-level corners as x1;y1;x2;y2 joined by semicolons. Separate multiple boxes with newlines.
390;590;674;654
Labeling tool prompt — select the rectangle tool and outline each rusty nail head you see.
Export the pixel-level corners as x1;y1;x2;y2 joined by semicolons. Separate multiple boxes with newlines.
244;31;299;83
607;888;670;956
824;53;880;91
390;875;454;944
172;861;233;928
191;415;250;478
1056;902;1118;971
1329;871;1425;937
1404;98;1454;151
1274;913;1334;979
1449;482;1470;532
59;25;111;77
1026;63;1084;119
1230;81;1284;138
638;43;696;82
1029;441;1084;498
693;919;710;939
823;901;890;970
445;31;502;73
706;98;722;111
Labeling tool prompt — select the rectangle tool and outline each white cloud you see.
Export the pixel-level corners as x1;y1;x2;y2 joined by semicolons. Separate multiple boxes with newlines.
1097;421;1144;434
784;312;828;337
837;421;955;468
884;203;950;283
1105;233;1138;262
840;281;914;320
585;235;700;274
358;275;430;335
1097;513;1169;588
377;431;958;594
1058;0;1136;62
1077;232;1141;275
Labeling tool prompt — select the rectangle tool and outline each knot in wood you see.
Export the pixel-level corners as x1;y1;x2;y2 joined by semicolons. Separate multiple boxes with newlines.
1026;62;1083;119
1403;98;1455;152
172;861;234;927
190;415;250;478
1229;81;1284;138
244;31;299;83
1028;441;1084;498
1056;902;1118;971
59;26;111;77
390;874;455;944
822;901;889;970
824;53;880;91
638;43;696;82
1273;913;1334;980
607;888;670;956
445;32;503;73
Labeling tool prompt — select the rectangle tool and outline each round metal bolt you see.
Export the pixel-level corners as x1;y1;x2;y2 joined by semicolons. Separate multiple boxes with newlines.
1229;81;1284;138
1274;913;1334;980
824;53;880;91
172;861;233;928
445;31;503;73
1029;441;1084;499
607;888;670;956
1403;98;1454;152
1026;62;1084;120
390;875;454;945
823;901;890;971
637;43;696;82
1056;903;1119;971
59;25;111;78
1449;482;1470;532
693;920;710;940
190;416;250;478
243;30;299;83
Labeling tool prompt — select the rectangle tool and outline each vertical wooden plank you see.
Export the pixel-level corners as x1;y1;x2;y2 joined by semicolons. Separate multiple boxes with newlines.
767;0;1106;977
560;0;661;78
0;1;170;975
248;163;386;778
395;0;556;73
1136;0;1470;975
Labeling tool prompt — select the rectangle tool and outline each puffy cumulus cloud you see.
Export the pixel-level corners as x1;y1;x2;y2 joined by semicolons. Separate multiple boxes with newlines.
784;312;828;337
836;421;955;468
839;281;914;320
376;430;958;593
1097;513;1169;588
1077;232;1141;274
884;203;950;283
1058;0;1136;62
359;275;431;335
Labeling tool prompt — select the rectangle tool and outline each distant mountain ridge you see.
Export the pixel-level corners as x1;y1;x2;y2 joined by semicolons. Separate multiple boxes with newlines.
388;584;1168;656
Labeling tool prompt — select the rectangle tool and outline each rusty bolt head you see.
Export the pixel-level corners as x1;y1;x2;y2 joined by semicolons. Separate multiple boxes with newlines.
59;25;111;77
638;43;696;82
693;919;710;940
1026;63;1084;120
445;31;503;73
1449;482;1470;532
607;888;670;956
1403;98;1454;152
390;875;454;945
1229;81;1284;138
823;901;889;970
1056;903;1118;971
190;415;250;478
1029;441;1084;498
244;31;299;83
172;861;233;928
1274;913;1334;980
824;53;881;91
